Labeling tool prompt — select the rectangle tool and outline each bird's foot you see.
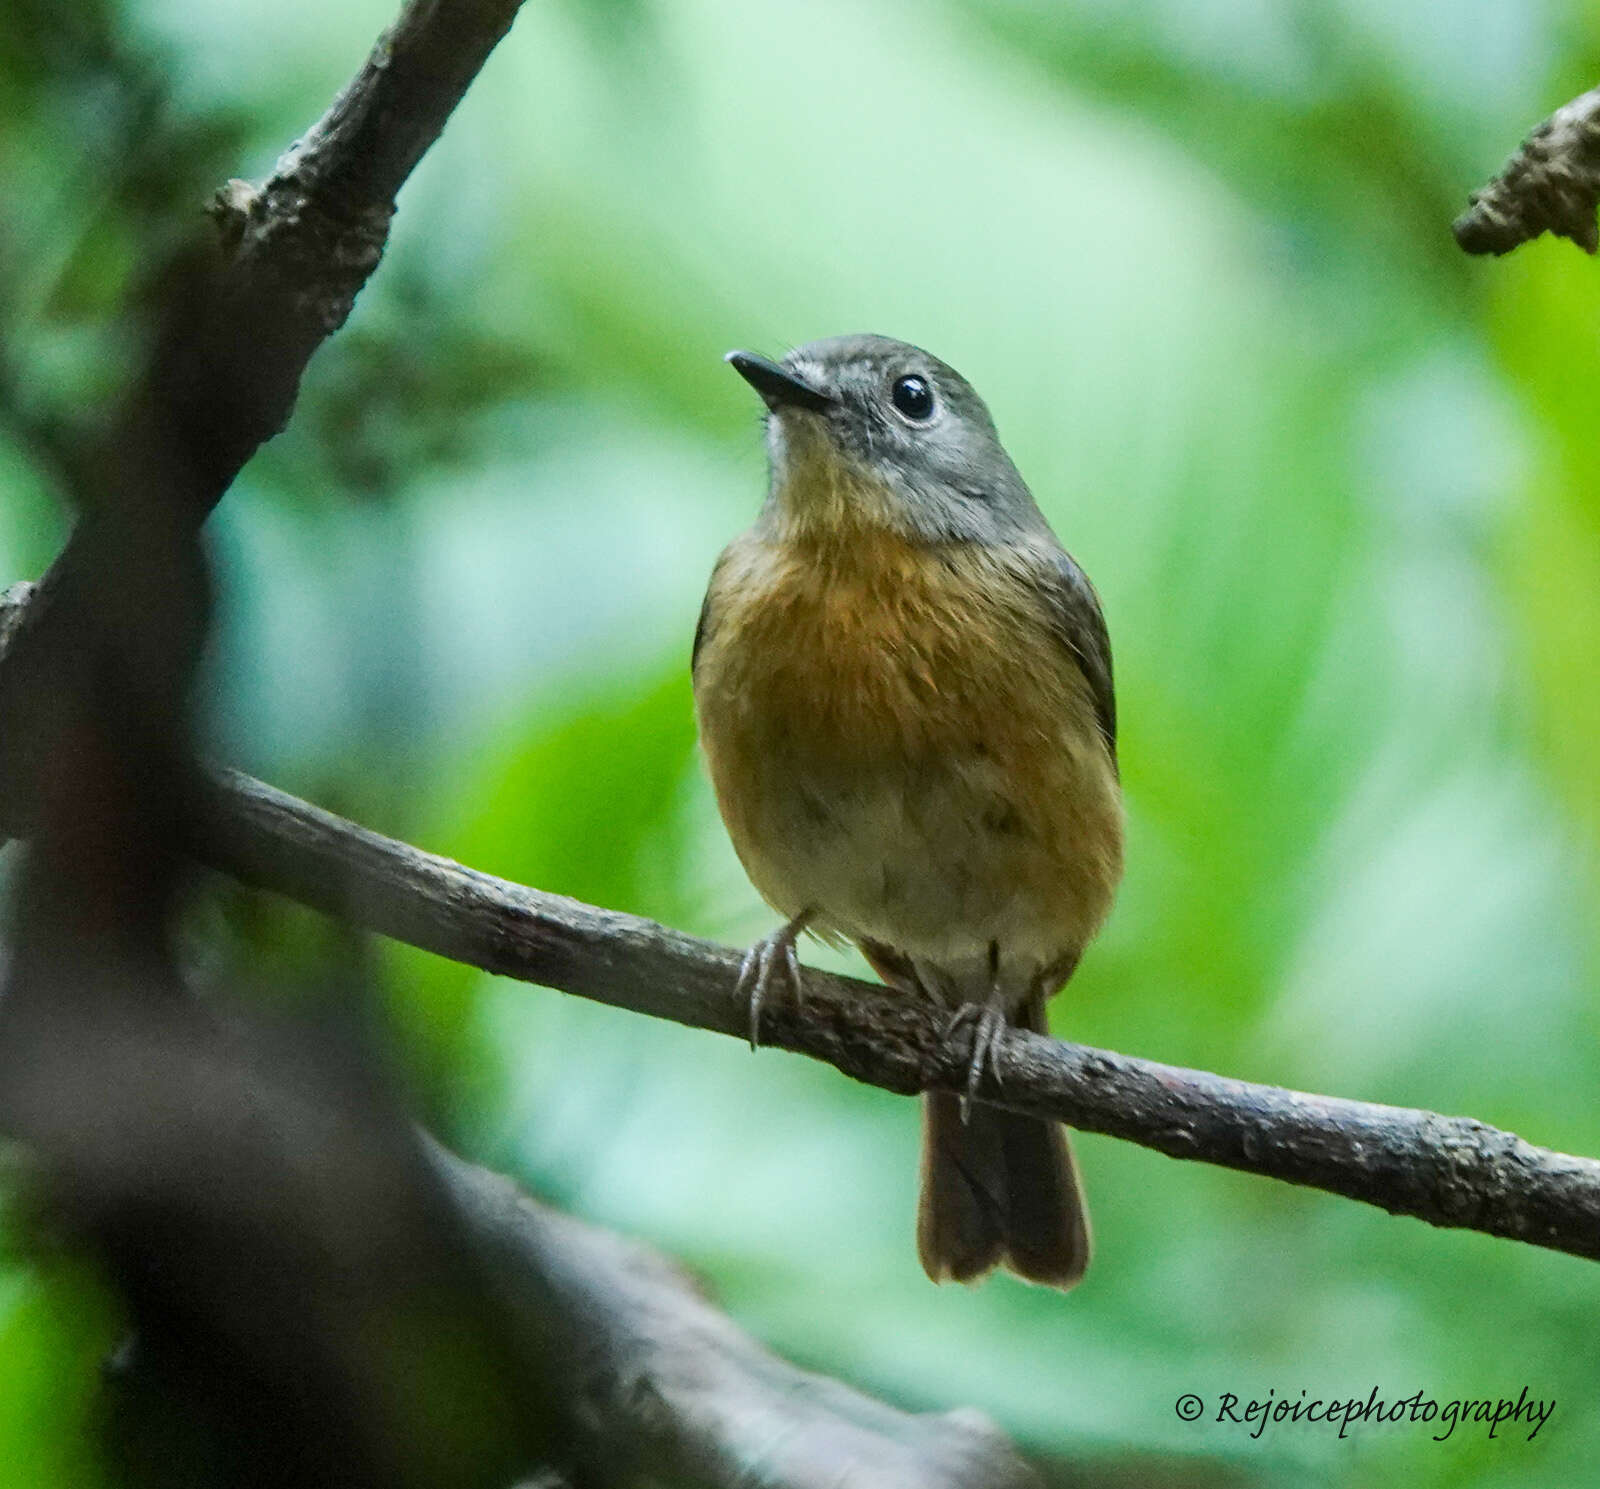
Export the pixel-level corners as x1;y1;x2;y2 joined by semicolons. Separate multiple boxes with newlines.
737;911;813;1050
942;996;1008;1122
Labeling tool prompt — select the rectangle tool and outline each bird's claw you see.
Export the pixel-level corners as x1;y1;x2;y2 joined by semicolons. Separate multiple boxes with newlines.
942;1000;1008;1122
737;916;809;1050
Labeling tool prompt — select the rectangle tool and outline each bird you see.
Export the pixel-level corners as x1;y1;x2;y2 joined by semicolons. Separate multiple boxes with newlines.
692;334;1123;1289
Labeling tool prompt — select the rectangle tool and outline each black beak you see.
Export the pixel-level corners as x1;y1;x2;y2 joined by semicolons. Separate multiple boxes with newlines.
725;350;833;413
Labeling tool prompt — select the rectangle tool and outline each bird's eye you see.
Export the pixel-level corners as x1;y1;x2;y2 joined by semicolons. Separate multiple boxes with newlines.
890;373;935;421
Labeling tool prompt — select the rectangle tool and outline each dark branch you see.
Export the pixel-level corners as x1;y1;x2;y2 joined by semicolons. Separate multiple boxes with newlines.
1455;84;1600;255
7;945;1036;1489
0;0;528;838
432;1139;1041;1489
177;736;1600;1269
188;0;528;497
4;565;1589;1266
7;579;1599;1264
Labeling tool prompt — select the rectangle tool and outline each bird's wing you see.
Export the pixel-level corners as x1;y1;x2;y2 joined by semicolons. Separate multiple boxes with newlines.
691;549;730;679
1032;546;1117;766
691;588;715;677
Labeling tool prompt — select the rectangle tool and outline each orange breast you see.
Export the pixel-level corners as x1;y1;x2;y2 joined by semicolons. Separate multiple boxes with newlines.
694;524;1122;979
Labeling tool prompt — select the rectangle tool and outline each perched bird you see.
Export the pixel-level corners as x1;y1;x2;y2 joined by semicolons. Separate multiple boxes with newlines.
693;334;1123;1289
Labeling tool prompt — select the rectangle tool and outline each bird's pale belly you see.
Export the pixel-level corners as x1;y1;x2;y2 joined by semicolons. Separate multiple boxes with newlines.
734;741;1116;972
694;531;1123;983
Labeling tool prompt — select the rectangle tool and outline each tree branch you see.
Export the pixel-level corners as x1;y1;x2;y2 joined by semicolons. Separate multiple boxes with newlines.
0;0;529;838
431;1138;1041;1489
4;580;1594;1265
185;0;529;500
191;767;1600;1262
1455;84;1600;255
7;882;1038;1488
189;0;537;507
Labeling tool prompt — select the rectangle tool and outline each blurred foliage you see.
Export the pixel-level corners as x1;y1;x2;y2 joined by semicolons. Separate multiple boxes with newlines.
4;0;1600;1484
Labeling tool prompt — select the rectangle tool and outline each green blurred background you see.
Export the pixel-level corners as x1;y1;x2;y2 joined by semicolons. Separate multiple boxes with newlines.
5;0;1600;1484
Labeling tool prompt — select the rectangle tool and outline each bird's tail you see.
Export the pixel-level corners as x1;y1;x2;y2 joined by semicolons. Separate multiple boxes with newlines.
916;1004;1090;1289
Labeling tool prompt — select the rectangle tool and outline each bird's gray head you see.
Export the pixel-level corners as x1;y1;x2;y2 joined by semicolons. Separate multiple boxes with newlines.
726;334;1049;547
